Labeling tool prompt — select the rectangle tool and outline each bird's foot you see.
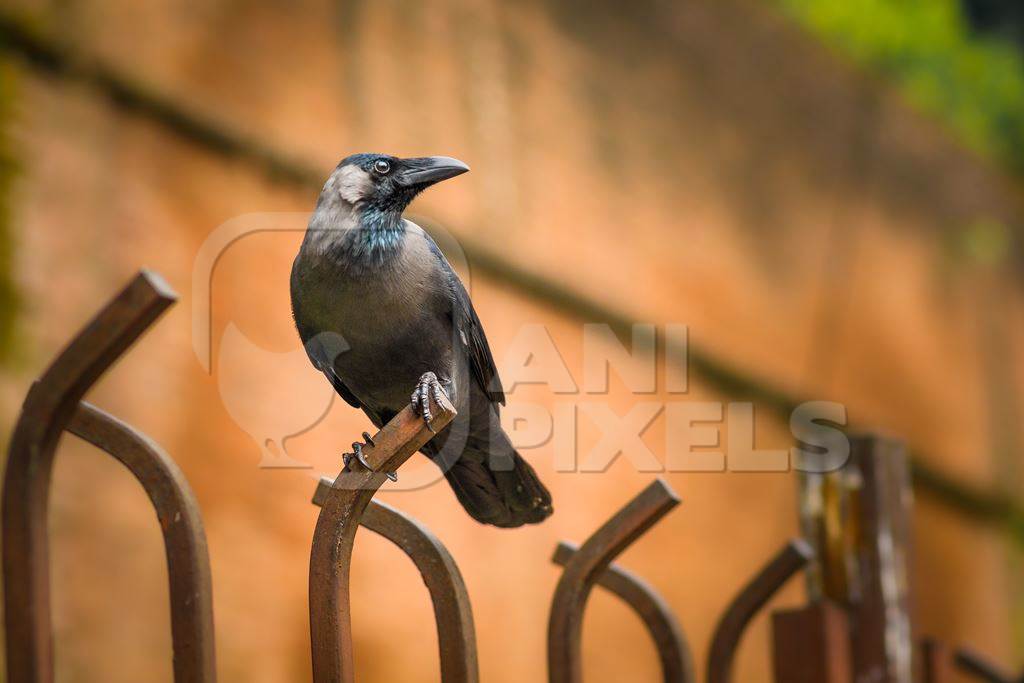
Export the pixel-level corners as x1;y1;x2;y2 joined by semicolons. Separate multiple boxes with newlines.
410;371;446;433
342;434;397;481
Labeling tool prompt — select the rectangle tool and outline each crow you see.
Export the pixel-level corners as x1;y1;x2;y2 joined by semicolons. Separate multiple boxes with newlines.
290;153;553;527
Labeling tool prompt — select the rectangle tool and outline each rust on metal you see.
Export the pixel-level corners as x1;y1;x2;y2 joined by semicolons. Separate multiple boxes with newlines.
800;435;915;683
3;270;177;683
849;436;915;683
547;478;680;683
68;401;216;682
771;601;851;683
706;539;813;683
309;393;456;683
312;481;477;682
552;541;693;683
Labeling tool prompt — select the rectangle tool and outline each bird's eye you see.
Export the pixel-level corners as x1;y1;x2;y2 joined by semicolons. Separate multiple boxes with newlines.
373;160;391;175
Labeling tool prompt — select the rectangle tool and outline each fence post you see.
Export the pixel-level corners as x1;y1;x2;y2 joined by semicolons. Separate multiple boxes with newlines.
547;479;680;683
308;394;456;683
552;541;695;683
771;602;850;683
2;271;176;683
706;540;813;683
797;434;915;683
312;482;478;683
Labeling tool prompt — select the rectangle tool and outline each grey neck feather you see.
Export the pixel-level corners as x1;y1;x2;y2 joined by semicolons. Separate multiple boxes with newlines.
304;193;405;268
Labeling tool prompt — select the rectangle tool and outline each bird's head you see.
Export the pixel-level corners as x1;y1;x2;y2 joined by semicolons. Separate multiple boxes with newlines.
324;153;470;215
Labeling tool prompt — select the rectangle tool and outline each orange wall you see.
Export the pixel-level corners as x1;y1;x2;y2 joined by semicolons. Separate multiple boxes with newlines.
2;0;1022;680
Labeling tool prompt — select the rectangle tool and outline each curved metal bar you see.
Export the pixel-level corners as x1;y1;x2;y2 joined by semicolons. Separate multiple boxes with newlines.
705;539;814;683
67;402;215;682
954;647;1017;683
552;541;694;683
3;270;176;683
312;484;477;682
309;393;456;683
547;478;680;683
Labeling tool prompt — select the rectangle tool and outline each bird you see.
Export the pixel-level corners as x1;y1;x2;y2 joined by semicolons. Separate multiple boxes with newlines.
290;153;553;527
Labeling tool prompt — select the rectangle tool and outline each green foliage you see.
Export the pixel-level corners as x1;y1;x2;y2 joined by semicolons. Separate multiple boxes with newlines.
778;0;1024;175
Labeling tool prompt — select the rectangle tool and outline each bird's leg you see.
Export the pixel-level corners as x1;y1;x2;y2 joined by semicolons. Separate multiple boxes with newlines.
342;435;397;482
410;371;446;433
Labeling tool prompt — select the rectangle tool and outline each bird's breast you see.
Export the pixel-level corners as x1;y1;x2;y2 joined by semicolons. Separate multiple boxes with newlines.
292;229;455;397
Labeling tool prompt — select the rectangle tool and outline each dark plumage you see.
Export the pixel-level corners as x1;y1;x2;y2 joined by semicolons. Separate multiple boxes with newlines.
290;153;553;527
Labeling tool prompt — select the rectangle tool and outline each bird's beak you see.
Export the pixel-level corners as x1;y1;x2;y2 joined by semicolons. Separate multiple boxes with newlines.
396;156;470;187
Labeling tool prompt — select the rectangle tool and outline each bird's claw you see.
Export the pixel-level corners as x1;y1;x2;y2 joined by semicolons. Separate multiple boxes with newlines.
342;435;397;481
352;441;372;469
341;441;372;471
410;371;445;433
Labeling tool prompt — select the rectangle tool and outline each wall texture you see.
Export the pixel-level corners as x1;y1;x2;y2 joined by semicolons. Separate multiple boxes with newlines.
1;0;1022;680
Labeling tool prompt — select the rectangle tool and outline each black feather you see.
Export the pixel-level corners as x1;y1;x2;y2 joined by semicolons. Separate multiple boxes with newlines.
429;240;506;406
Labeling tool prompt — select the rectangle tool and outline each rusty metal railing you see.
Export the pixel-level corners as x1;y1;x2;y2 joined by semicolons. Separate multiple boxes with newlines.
312;479;478;683
547;479;681;683
551;541;695;683
8;270;992;683
308;394;457;683
706;540;813;683
2;270;216;682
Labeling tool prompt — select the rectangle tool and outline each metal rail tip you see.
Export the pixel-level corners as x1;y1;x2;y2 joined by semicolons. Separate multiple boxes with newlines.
311;476;333;507
647;477;682;505
136;269;179;302
431;388;457;420
308;386;463;683
547;478;682;683
551;541;576;565
788;538;815;562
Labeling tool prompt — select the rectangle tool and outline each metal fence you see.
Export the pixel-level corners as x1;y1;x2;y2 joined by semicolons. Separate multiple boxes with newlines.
1;270;1017;682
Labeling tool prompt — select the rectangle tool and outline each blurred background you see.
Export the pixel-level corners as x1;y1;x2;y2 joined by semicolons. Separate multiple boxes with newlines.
2;0;1024;680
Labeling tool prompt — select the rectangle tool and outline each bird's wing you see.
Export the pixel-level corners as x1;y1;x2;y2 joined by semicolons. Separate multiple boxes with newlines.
322;364;362;409
292;310;363;410
427;239;506;406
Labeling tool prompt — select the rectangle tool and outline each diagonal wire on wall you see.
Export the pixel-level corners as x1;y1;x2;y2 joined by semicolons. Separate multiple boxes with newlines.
1;10;1022;545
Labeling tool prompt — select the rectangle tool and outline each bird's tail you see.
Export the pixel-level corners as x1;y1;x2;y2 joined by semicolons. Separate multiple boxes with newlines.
442;449;553;528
